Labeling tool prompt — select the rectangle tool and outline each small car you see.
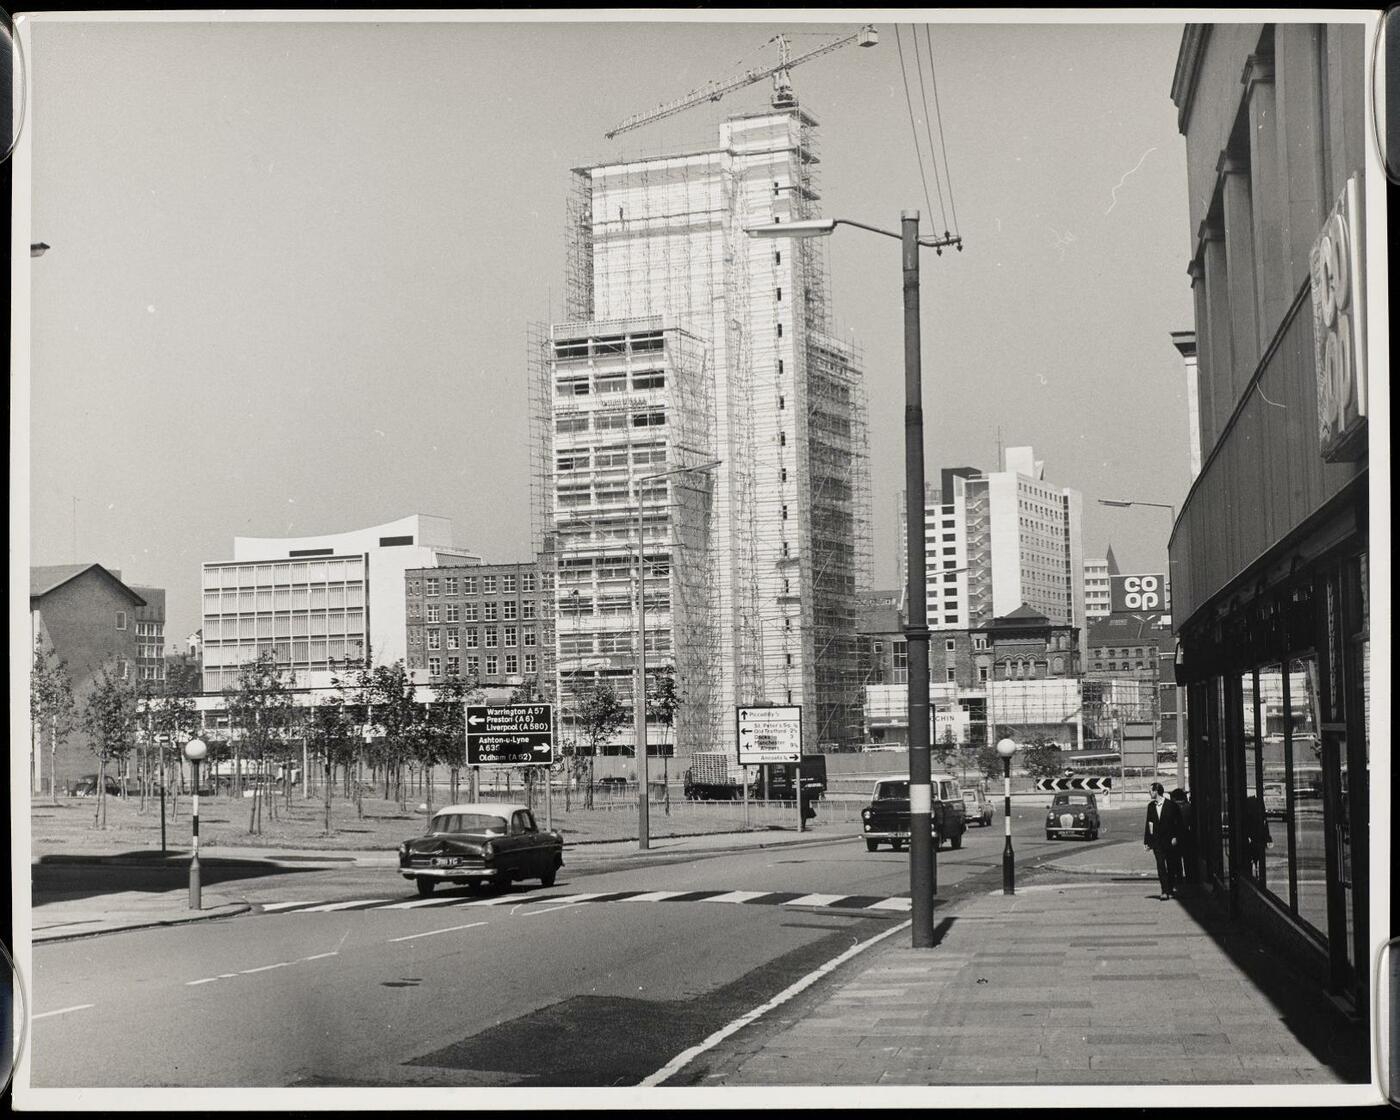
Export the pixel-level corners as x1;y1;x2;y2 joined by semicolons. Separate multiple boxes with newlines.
961;787;994;826
399;802;563;897
595;776;628;793
1262;781;1287;820
1045;792;1101;840
860;773;966;852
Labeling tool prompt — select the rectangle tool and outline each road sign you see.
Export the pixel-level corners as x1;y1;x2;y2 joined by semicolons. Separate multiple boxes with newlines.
466;703;554;767
736;705;801;765
1034;776;1113;792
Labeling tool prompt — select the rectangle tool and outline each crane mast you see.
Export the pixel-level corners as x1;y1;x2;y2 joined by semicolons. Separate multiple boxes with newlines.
605;25;878;140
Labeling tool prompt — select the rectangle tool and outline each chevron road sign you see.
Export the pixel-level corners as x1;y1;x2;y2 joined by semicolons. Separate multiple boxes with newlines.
1034;776;1114;792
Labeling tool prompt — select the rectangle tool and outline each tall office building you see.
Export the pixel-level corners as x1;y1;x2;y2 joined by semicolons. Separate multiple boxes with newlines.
1083;545;1120;622
199;514;480;693
534;109;871;755
902;448;1085;633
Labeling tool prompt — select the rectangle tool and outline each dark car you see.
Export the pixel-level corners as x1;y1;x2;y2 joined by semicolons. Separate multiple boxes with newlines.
595;776;628;793
1045;792;1101;840
860;773;966;852
399;802;563;896
71;774;136;797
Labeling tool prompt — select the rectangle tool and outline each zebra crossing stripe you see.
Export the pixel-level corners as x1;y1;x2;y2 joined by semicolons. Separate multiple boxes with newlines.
864;897;913;911
296;899;391;913
706;891;770;904
380;897;464;910
783;893;847;909
261;901;320;912
265;890;917;915
621;891;689;903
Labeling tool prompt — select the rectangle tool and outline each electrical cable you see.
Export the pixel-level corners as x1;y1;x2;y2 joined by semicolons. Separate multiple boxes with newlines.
911;24;950;233
923;24;961;236
894;25;937;229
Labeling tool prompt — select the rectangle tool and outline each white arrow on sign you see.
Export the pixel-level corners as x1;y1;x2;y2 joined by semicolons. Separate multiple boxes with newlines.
467;715;486;726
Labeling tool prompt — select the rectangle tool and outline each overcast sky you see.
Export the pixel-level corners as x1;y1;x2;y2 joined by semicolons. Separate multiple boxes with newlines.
21;12;1194;646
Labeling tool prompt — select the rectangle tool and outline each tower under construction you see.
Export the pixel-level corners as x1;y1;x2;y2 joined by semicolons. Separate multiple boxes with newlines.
532;108;871;761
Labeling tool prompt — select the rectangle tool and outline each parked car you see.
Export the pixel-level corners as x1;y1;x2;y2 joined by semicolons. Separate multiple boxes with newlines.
961;786;994;827
595;776;628;793
860;773;966;852
1045;792;1101;840
398;802;563;897
1262;781;1287;820
71;774;136;797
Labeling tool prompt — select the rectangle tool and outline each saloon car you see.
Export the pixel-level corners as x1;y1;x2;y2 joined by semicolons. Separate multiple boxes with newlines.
399;802;563;896
1044;792;1101;840
1262;781;1287;820
962;786;994;827
861;773;966;852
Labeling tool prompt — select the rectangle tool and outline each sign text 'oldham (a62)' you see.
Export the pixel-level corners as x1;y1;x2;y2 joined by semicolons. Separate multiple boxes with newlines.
465;704;553;767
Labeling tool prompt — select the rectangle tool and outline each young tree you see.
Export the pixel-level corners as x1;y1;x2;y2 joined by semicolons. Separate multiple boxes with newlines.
304;696;357;835
367;660;424;810
330;657;375;819
1022;735;1065;780
573;678;626;809
31;646;76;803
932;725;958;771
82;662;137;829
975;741;1005;783
646;665;680;813
224;650;296;835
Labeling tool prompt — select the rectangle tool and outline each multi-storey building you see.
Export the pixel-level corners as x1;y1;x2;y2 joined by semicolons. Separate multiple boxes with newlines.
538;108;871;756
1083;546;1120;622
130;585;166;684
29;564;149;789
200;515;479;693
1169;20;1372;1017
404;559;556;699
902;449;1085;636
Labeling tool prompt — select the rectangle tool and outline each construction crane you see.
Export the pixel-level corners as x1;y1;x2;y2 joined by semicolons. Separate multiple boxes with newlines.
604;25;878;140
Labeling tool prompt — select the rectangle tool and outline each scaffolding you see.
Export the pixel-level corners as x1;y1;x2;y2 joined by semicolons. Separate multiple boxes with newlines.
539;107;871;758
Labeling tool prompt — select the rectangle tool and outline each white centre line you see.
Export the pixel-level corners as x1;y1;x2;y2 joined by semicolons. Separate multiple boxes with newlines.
240;962;290;975
261;900;321;912
33;1003;95;1019
300;952;339;962
186;978;220;986
388;921;487;943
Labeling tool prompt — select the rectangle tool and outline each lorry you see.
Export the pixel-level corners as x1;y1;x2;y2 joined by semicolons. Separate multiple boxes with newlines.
682;753;828;802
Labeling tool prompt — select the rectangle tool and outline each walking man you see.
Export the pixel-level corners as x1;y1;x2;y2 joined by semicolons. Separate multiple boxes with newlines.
1144;782;1184;899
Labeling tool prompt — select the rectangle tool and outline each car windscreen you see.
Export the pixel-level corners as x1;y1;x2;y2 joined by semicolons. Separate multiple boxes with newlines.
1053;795;1090;806
874;781;908;800
428;813;507;835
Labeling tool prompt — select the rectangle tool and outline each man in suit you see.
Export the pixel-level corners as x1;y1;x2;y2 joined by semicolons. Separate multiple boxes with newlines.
1144;782;1184;899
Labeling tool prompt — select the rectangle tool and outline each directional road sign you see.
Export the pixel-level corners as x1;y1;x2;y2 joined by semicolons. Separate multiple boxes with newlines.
736;705;802;765
466;703;554;767
1034;776;1114;792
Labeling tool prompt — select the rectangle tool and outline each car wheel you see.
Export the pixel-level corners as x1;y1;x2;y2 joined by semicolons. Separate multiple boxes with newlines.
950;829;962;851
1046;831;1055;841
865;839;879;852
891;839;905;852
540;866;557;887
415;877;435;897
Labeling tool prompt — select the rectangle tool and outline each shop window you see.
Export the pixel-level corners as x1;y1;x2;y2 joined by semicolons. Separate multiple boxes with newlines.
1288;656;1327;937
1257;663;1290;907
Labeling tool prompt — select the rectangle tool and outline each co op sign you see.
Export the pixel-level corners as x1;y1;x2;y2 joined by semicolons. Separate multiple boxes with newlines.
1110;573;1165;613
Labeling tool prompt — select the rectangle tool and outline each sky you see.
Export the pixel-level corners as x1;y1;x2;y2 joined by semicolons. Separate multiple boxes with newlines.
20;12;1195;648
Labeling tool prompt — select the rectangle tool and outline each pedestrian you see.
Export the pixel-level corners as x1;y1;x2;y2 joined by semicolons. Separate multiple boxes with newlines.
1242;792;1271;881
1169;787;1196;887
1143;781;1184;899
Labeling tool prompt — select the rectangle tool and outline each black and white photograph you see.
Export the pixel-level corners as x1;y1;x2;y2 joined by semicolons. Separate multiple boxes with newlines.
7;7;1390;1108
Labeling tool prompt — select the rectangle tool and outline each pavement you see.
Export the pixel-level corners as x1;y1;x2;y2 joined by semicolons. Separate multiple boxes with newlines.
24;827;1373;1090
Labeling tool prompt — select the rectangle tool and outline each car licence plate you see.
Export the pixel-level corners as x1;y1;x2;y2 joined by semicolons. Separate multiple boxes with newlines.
432;856;459;867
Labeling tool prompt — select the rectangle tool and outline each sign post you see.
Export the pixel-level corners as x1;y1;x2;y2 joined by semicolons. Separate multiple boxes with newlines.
736;706;802;831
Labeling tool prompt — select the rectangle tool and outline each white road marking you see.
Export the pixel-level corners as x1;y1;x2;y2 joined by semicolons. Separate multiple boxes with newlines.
620;891;687;903
642;919;913;1087
783;893;846;909
300;952;339;962
380;897;463;910
34;1003;95;1019
186;978;220;987
388;921;487;943
297;899;390;913
521;893;609;917
705;891;770;904
261;901;321;912
864;897;913;911
452;893;521;907
240;962;290;975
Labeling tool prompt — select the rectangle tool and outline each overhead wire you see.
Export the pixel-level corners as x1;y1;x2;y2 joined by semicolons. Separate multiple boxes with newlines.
922;24;961;237
893;24;938;231
910;24;950;233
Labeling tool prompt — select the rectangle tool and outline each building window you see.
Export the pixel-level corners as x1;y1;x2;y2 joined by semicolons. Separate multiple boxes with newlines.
425;578;439;596
945;639;956;652
483;575;497;594
522;572;537;592
427;631;441;651
446;604;459;623
503;601;518;621
464;576;478;595
465;630;479;649
447;630;459;650
115;611;127;631
978;666;989;683
485;655;498;675
428;657;441;677
484;602;498;622
465;655;479;676
446;656;460;677
426;605;440;624
464;603;479;623
485;628;498;648
445;577;458;596
504;626;518;647
523;628;536;647
505;654;519;674
524;654;537;674
503;574;517;593
522;601;536;621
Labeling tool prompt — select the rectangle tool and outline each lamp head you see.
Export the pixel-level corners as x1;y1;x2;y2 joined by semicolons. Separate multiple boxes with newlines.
1097;499;1134;508
744;219;837;239
183;738;207;762
995;737;1018;759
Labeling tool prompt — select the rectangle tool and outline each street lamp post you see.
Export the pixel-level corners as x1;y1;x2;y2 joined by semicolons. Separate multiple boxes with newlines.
634;460;722;851
184;737;207;910
996;736;1017;895
748;212;961;948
